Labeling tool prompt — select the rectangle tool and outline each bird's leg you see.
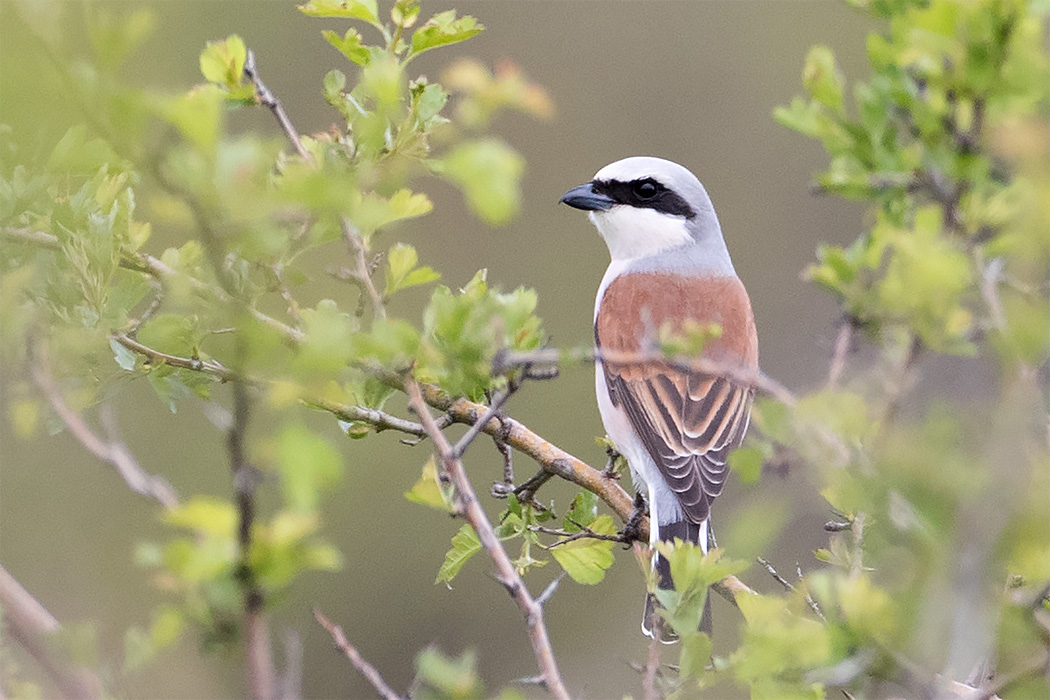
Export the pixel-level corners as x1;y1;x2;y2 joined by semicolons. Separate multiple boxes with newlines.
601;444;623;479
619;490;648;547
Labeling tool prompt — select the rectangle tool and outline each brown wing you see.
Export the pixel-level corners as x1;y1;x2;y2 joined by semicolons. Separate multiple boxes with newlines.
596;272;758;524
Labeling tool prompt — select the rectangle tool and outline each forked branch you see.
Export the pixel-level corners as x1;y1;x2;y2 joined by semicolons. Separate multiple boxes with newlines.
406;379;572;700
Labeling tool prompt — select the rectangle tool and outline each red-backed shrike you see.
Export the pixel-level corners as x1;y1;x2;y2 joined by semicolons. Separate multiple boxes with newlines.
561;157;758;641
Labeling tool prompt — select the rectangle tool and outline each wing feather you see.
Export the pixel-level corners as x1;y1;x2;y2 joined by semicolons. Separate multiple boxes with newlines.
596;272;758;524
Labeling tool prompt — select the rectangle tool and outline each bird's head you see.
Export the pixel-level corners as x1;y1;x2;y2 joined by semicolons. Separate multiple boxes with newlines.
560;156;721;263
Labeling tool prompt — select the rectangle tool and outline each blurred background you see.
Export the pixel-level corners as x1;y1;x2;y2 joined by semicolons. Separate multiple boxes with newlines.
0;2;883;697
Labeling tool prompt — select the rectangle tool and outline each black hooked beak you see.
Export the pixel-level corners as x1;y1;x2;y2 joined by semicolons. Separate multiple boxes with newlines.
559;182;615;211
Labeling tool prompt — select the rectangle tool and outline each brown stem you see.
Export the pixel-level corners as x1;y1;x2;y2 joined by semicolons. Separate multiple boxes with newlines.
313;609;404;700
0;566;104;700
28;338;179;510
244;49;313;164
406;379;572;700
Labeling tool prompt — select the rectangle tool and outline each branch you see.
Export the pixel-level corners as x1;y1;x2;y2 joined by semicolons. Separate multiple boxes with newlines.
244;49;313;164
1;227;305;343
225;338;274;700
313;609;405;700
0;565;104;700
111;332;236;383
28;338;179;511
406;379;572;700
826;316;856;389
495;347;796;406
341;219;387;319
304;398;428;437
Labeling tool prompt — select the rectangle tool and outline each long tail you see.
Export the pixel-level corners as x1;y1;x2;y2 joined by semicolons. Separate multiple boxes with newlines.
642;518;712;643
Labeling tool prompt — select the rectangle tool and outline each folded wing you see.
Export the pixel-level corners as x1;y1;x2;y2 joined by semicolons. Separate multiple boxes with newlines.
596;272;759;524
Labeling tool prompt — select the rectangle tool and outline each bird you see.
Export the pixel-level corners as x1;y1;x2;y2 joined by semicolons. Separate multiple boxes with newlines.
560;156;758;642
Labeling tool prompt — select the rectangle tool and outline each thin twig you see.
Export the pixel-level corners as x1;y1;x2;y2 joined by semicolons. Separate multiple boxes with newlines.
305;398;428;437
530;524;628;550
496;347;796;406
826;317;855;389
341;219;387;319
244;49;313;163
111;332;236;382
536;573;566;608
758;557;795;592
279;629;304;700
271;263;304;328
797;562;826;622
225;334;273;700
643;628;663;700
0;566;104;700
28;339;180;511
313;608;405;700
451;387;516;458
406;379;572;700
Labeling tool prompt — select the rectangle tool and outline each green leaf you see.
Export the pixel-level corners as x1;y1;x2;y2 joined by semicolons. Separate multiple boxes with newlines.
410;11;483;56
350;189;433;240
563;490;599;531
298;0;378;24
165;496;237;537
436;139;524;225
404;457;452;512
802;45;844;113
436;523;481;585
550;514;616;584
275;423;344;512
411;80;448;129
323;69;347;98
414;647;483;699
110;337;137;371
728;445;764;484
199;35;247;89
160;84;225;153
385;242;440;296
322;28;371;66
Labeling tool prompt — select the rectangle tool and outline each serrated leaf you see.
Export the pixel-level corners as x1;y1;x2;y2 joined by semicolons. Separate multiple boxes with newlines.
550;515;616;585
298;0;378;23
411;11;483;56
385;242;440;295
322;28;371;66
436;523;481;585
199;35;247;89
350;189;433;240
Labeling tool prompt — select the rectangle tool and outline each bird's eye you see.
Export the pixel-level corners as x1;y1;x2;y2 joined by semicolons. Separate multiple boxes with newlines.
633;180;658;199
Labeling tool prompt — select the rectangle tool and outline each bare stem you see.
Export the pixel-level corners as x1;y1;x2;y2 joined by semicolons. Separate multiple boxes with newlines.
826;317;855;389
313;609;405;700
244;49;313;164
28;338;179;510
0;566;104;700
341;219;387;319
406;379;572;700
496;347;795;406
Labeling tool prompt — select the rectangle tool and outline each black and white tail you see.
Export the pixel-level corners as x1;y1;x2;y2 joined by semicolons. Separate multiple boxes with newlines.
642;518;712;643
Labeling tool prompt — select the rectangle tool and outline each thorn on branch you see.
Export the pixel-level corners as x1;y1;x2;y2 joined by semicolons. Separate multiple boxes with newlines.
536;573;566;608
313;608;404;700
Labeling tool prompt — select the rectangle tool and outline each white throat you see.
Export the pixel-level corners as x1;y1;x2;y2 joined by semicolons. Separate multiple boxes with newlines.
589;206;692;262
